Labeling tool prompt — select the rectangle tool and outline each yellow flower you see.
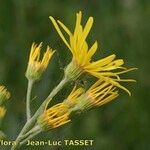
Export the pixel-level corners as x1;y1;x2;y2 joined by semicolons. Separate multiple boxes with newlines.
64;79;118;112
38;103;70;131
0;86;10;105
84;79;119;109
26;43;55;81
0;107;6;119
50;11;136;95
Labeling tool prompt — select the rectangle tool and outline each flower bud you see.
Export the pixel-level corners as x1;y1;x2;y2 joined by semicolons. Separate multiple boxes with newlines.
26;43;55;81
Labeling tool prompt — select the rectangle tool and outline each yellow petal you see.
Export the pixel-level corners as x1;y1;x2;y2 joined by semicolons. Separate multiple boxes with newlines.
74;11;82;36
85;54;116;69
106;78;131;96
114;79;136;82
79;17;94;50
106;59;124;68
57;20;72;36
116;68;138;75
49;16;71;50
97;92;119;106
87;41;98;59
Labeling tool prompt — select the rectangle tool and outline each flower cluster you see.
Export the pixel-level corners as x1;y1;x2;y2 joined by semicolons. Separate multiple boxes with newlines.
37;79;119;130
0;11;136;150
37;11;136;131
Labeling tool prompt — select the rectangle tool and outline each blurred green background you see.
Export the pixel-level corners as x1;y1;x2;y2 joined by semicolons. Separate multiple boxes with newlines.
0;0;149;150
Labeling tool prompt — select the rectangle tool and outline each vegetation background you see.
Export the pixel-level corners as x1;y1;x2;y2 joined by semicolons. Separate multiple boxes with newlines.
0;0;149;149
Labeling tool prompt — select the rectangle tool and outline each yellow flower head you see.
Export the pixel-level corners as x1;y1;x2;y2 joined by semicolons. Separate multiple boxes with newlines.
50;11;136;95
38;103;70;131
0;86;10;105
26;43;55;81
85;79;119;109
0;106;6;119
64;79;118;112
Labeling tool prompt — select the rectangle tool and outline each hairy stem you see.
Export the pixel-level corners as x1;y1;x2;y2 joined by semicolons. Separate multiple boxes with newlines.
20;125;41;141
20;128;42;147
26;76;69;132
11;126;42;150
12;76;69;150
26;80;34;121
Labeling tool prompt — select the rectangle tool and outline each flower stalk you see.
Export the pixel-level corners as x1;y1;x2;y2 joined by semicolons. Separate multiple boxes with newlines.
26;79;34;121
11;76;69;150
19;128;42;147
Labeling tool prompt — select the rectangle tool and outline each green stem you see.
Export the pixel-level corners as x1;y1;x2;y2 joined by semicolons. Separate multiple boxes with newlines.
24;125;40;136
12;76;69;150
19;125;41;141
20;128;42;147
26;80;34;121
11;125;30;150
11;126;42;150
26;76;69;132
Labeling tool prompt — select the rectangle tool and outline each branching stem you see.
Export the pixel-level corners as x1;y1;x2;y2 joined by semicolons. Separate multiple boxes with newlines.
11;76;69;150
